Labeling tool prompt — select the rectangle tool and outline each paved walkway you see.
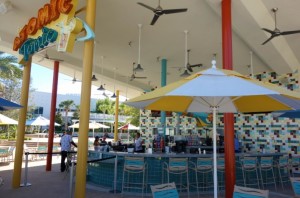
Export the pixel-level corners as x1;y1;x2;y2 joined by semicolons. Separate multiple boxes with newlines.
0;158;296;198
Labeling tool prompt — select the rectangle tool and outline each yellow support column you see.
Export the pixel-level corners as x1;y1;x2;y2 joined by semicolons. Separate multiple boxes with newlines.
12;57;32;188
114;90;119;142
74;0;96;197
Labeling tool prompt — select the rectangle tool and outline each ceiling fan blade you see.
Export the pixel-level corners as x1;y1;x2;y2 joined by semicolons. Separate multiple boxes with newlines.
137;2;156;11
151;14;160;25
163;8;188;14
135;76;147;79
281;30;300;35
262;28;275;34
189;64;203;68
261;35;276;45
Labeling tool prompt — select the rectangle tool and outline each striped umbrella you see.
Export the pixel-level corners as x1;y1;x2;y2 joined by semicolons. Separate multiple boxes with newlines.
125;60;300;198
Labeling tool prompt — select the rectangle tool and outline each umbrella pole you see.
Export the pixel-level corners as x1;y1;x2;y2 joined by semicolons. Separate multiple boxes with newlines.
212;107;218;198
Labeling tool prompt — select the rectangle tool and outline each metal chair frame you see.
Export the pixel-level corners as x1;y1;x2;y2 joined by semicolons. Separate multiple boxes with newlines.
163;158;189;198
122;156;147;197
189;157;213;197
259;157;277;191
241;157;261;189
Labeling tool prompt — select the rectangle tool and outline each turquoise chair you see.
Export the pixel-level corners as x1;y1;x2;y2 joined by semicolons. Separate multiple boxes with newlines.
290;177;300;197
163;158;189;197
233;185;269;198
151;182;179;198
122;156;147;197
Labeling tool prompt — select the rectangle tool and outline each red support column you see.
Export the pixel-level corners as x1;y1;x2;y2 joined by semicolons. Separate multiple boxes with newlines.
46;60;59;171
222;0;235;197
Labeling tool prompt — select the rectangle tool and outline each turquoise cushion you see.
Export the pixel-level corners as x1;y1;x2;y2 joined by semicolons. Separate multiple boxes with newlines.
292;182;300;195
153;189;179;198
233;192;265;198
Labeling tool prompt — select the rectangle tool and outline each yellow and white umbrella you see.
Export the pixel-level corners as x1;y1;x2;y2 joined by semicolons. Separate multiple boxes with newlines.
0;113;18;140
126;60;300;198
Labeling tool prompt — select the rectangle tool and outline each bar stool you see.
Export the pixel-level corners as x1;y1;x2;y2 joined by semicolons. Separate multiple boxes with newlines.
290;155;300;177
259;157;277;191
189;157;213;196
122;156;147;197
276;156;290;189
217;157;225;192
163;157;189;197
241;157;260;189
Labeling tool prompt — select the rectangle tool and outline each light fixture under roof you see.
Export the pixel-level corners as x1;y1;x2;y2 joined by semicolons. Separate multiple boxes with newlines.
91;74;98;81
111;93;117;98
134;24;144;72
111;68;117;99
97;84;105;91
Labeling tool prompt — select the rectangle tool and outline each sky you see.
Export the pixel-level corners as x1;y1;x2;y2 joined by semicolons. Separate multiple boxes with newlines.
31;63;126;101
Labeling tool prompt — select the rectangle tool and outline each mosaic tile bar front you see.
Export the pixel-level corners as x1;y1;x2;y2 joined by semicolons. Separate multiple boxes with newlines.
138;71;300;156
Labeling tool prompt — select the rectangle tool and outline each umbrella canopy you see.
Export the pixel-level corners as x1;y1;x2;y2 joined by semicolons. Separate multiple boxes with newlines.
69;122;109;129
0;97;22;111
125;60;300;198
118;123;140;130
0;113;18;125
26;115;60;126
273;110;300;119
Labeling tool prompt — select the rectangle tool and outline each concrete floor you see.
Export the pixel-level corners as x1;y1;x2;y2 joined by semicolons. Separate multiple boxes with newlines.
0;158;295;198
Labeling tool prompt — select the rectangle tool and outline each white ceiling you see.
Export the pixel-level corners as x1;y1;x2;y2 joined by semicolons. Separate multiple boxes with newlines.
1;0;300;99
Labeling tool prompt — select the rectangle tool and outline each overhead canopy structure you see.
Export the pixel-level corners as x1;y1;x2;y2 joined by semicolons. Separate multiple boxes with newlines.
2;1;300;99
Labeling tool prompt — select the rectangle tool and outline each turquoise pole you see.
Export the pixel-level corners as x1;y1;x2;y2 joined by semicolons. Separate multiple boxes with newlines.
161;59;167;137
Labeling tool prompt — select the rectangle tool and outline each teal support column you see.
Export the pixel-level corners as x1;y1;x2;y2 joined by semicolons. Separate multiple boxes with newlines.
161;58;167;136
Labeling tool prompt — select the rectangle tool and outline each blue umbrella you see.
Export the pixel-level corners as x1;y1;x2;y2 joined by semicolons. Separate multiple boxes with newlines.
274;110;300;119
0;97;22;111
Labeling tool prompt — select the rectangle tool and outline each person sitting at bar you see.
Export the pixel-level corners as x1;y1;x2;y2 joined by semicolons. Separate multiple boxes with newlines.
134;132;144;153
234;135;240;153
94;136;100;151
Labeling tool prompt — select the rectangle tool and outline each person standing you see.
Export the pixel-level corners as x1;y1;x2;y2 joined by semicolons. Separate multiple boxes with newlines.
60;130;77;172
134;132;144;153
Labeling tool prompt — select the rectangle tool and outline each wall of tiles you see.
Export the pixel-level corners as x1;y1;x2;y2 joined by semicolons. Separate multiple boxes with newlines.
138;71;300;156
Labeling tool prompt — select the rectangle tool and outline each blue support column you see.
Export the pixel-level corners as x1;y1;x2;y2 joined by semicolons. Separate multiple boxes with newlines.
161;58;167;137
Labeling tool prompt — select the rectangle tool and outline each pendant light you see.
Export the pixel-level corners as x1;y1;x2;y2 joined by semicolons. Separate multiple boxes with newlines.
134;24;144;72
91;42;98;81
180;30;190;77
97;56;106;91
111;68;117;99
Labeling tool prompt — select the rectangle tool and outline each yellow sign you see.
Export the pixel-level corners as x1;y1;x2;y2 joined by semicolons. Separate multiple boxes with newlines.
13;0;82;62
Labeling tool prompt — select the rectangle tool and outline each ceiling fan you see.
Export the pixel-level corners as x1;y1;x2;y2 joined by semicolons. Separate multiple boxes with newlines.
261;8;300;45
38;50;63;62
131;62;147;81
180;30;203;77
137;0;188;25
186;49;203;72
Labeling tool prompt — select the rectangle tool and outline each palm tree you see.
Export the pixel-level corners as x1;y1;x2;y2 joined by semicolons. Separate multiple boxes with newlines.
0;53;21;79
58;100;75;130
96;98;115;115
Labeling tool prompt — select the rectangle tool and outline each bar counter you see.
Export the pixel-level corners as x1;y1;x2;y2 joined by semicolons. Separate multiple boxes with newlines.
86;150;286;194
